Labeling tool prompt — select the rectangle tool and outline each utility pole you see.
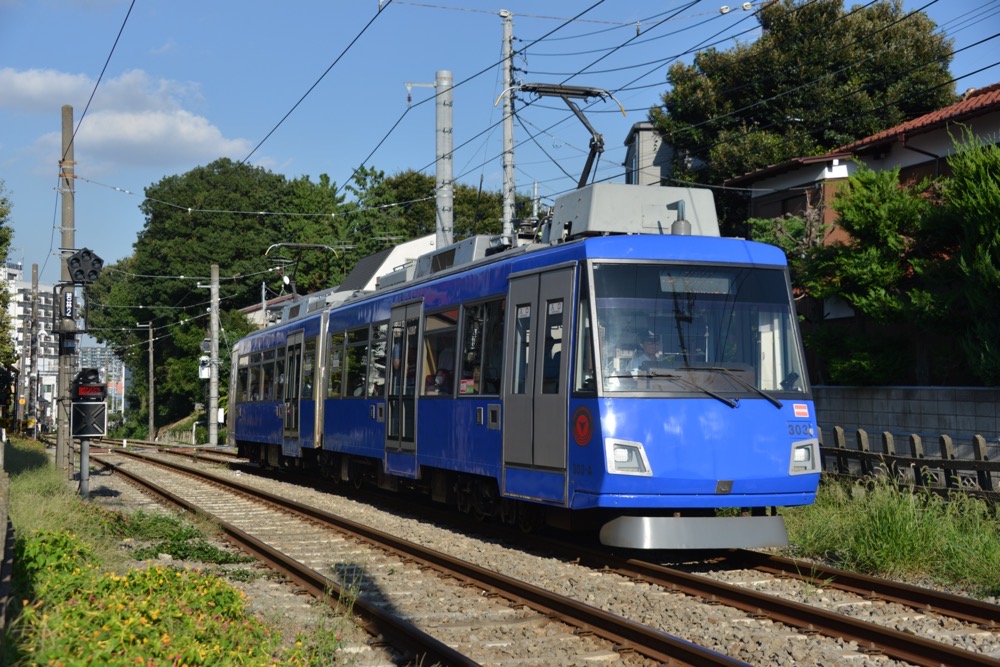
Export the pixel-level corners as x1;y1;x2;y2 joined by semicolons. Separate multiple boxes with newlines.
137;322;154;440
405;70;454;248
208;265;219;446
57;104;76;472
500;9;516;245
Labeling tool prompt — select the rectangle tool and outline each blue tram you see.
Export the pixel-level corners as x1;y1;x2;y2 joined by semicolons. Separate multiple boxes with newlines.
229;183;821;549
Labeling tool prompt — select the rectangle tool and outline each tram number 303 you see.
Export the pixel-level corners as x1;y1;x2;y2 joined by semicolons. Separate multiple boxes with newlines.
787;422;814;437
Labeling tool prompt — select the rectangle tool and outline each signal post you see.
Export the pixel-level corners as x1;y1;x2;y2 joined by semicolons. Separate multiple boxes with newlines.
70;368;107;498
55;246;104;495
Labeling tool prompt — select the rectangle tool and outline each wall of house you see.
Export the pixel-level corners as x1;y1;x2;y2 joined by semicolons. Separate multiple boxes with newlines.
813;385;1000;461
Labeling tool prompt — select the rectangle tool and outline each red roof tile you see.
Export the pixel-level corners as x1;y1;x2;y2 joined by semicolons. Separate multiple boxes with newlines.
834;82;1000;153
725;82;1000;185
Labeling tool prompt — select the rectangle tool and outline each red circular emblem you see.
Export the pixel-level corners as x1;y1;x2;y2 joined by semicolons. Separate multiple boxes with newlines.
572;406;593;446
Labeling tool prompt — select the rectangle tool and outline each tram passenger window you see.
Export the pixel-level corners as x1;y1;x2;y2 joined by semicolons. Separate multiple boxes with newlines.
369;323;388;398
260;350;275;401
302;339;316;399
422;308;458;396
481;300;504;394
275;348;286;401
249;353;262;401
345;328;369;397
328;333;345;398
459;304;484;394
237;356;249;402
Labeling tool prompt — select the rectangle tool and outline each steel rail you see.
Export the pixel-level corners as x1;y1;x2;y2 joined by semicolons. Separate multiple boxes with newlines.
731;550;1000;629
594;556;1000;667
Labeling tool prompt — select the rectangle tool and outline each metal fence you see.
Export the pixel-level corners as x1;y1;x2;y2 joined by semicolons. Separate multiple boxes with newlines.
820;426;999;501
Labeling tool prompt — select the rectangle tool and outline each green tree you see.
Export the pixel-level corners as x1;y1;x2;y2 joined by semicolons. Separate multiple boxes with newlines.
651;0;955;187
0;181;17;417
351;169;510;244
945;132;1000;384
88;158;345;430
804;165;961;383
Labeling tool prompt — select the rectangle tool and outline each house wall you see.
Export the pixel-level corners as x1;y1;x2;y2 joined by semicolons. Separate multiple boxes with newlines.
814;385;1000;461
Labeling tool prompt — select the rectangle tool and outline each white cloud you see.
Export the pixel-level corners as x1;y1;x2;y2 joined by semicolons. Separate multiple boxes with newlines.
2;67;250;168
78;109;251;165
0;67;92;111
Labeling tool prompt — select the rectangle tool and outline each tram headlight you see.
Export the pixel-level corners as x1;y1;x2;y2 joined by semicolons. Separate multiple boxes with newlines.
605;438;652;476
789;438;820;475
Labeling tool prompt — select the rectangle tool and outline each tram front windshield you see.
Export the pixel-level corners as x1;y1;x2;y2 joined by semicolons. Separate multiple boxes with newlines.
592;263;807;395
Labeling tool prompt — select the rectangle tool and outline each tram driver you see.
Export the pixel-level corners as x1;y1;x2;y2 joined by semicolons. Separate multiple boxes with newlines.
630;333;661;372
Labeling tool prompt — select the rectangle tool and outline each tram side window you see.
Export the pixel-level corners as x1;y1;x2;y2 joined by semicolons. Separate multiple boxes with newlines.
328;333;345;398
345;328;370;397
459;299;504;395
369;323;388;398
260;350;276;401
249;353;262;401
237;355;249;402
275;348;286;400
574;286;596;394
422;308;458;396
302;339;316;398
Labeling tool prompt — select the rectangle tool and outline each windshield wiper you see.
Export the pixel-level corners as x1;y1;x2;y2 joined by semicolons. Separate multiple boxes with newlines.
655;371;737;408
679;366;782;409
605;371;737;408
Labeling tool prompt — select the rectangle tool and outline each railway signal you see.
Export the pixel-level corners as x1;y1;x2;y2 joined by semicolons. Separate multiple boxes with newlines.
70;367;107;402
66;247;104;284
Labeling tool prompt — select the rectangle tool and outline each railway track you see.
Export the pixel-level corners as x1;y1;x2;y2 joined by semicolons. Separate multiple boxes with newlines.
90;445;1000;666
90;449;742;666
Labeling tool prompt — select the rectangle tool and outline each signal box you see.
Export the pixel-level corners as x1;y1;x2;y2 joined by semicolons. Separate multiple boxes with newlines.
71;368;107;402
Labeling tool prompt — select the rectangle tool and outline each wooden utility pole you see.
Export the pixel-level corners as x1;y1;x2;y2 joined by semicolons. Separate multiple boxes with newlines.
57;105;76;471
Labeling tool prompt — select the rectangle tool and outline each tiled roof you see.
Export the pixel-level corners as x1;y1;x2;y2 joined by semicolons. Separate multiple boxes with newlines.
834;82;1000;153
725;82;1000;185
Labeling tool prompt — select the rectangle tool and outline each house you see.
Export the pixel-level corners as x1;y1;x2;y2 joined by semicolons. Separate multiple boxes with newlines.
723;83;1000;244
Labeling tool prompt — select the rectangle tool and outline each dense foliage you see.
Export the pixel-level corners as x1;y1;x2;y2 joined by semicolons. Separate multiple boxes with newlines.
3;438;338;665
0;180;17;413
948;133;1000;384
651;0;954;228
750;134;1000;386
87;159;512;433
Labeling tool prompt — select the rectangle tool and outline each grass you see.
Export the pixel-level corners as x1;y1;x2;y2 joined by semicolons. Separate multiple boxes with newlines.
782;475;1000;598
1;437;344;666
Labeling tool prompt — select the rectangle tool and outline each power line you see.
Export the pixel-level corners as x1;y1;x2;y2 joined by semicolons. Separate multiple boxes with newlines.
240;1;395;165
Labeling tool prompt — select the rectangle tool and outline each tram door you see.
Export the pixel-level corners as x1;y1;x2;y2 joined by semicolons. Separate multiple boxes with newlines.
283;332;304;454
385;302;422;462
503;267;573;475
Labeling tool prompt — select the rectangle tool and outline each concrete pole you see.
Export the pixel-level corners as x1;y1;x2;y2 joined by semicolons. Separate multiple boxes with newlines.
435;70;454;248
57;105;76;471
29;264;39;438
208;264;219;446
137;322;154;440
500;10;516;245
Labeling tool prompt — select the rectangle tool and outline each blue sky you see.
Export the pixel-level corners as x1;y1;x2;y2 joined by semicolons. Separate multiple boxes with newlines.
2;0;998;286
